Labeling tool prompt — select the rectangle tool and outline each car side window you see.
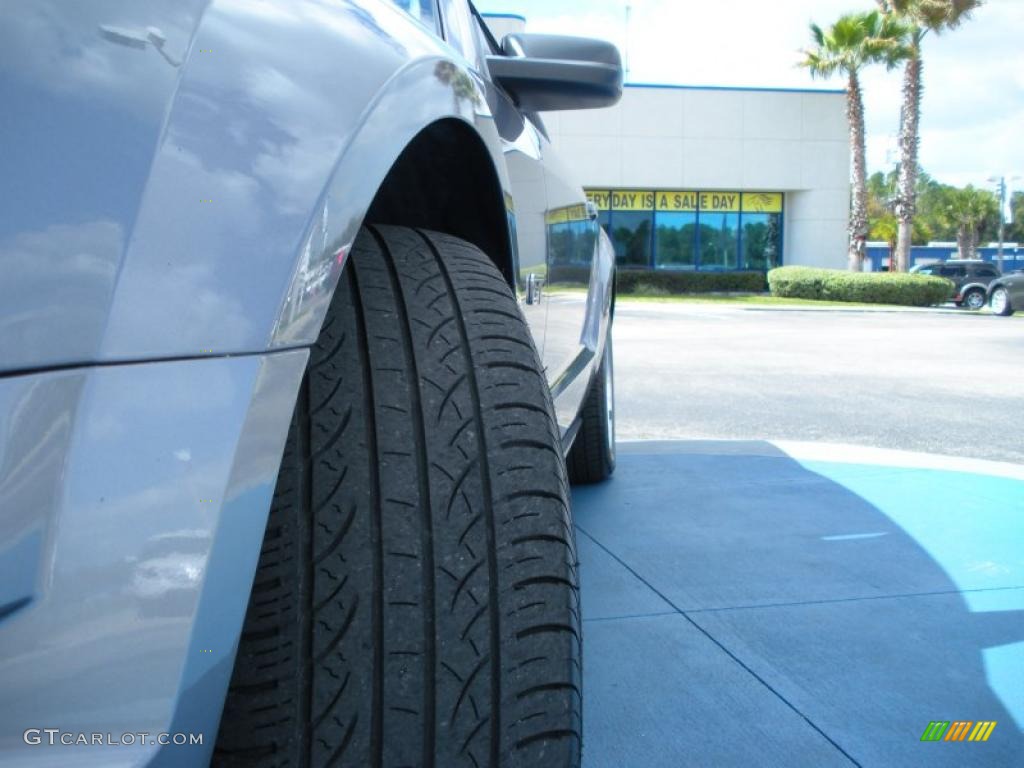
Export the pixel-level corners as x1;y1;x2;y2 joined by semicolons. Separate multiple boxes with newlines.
976;266;998;277
940;265;965;277
917;266;936;275
387;0;438;32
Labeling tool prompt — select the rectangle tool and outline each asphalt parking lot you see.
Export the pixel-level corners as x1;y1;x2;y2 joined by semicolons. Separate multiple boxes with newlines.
612;302;1024;463
576;303;1024;766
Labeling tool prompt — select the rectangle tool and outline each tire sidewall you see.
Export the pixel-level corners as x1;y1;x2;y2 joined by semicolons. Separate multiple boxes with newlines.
991;288;1012;316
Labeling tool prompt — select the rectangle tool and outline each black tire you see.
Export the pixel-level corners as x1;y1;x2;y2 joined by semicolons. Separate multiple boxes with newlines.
963;288;985;310
566;337;615;484
214;226;581;768
990;287;1014;316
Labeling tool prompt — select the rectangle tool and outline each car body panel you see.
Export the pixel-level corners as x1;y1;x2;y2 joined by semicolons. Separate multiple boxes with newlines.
955;281;990;300
437;0;610;432
987;271;1024;312
0;0;210;373
534;143;612;433
0;1;615;764
0;1;503;369
499;115;551;348
0;0;610;424
0;350;307;766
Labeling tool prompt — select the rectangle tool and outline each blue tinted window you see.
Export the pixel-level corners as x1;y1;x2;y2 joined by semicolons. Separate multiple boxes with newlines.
699;212;739;269
655;211;697;270
741;213;781;270
610;211;652;268
587;189;784;271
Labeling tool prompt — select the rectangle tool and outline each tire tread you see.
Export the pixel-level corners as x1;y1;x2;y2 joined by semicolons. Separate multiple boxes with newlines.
213;226;580;768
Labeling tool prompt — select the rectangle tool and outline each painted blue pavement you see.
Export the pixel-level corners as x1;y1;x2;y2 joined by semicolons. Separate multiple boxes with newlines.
574;441;1024;767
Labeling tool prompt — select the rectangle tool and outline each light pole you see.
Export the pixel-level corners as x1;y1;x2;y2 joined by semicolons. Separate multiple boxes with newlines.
624;3;632;81
987;175;1021;271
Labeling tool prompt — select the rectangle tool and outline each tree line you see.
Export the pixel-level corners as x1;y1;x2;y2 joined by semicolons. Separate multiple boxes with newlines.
866;168;1024;260
798;0;1016;271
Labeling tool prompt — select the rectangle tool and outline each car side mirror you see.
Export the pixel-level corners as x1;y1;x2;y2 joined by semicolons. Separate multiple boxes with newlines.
486;33;623;112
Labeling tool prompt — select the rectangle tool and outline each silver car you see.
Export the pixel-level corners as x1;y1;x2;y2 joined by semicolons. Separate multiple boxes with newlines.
0;2;620;766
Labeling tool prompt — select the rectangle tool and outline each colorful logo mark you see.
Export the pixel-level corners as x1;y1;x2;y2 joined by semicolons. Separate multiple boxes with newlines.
920;721;996;742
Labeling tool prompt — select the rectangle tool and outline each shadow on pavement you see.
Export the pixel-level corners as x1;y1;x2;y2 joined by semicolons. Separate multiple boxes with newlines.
573;440;1023;768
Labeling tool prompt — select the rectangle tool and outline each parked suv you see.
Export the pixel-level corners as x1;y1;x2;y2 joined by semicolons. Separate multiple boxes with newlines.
0;2;621;766
911;260;1001;310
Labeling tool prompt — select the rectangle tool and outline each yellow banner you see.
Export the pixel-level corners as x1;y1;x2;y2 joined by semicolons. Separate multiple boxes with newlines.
585;189;610;210
585;189;782;214
742;192;783;213
610;190;655;211
567;202;587;221
655;191;699;211
699;192;740;212
545;203;589;225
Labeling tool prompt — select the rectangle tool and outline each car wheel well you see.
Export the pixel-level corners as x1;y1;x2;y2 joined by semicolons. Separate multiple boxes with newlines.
363;119;515;288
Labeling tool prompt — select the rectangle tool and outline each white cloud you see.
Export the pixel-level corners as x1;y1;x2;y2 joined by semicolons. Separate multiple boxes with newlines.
484;0;1024;187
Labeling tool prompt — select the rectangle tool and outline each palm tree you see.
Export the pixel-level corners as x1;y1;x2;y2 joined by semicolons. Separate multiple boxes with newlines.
939;185;999;259
876;0;983;271
800;11;910;271
870;213;899;266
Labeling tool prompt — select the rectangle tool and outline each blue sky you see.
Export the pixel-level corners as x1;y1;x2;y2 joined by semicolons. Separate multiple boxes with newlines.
478;0;1023;192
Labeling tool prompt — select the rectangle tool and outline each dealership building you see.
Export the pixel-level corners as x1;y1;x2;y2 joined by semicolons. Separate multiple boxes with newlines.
485;14;851;273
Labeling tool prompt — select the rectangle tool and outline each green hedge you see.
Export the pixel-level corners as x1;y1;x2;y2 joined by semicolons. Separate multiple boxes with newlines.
616;270;767;295
547;265;591;284
767;266;953;306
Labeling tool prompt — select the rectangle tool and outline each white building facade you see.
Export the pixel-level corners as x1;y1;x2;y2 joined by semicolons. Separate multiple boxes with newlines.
486;14;851;273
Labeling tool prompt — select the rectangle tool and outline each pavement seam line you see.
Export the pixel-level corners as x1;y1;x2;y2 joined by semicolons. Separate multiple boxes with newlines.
583;610;679;623
576;525;863;768
684;585;1024;614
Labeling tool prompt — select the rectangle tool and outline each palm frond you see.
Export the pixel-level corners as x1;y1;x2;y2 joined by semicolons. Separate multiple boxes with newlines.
809;22;825;47
799;9;913;77
886;0;983;33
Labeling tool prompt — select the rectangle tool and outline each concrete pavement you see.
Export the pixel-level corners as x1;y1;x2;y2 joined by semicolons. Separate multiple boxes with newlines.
576;441;1024;767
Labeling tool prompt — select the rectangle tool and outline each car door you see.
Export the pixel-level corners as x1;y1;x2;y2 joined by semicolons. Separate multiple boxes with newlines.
446;2;609;435
538;143;602;421
441;0;550;357
493;104;551;358
465;6;601;427
939;264;967;294
492;89;601;434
